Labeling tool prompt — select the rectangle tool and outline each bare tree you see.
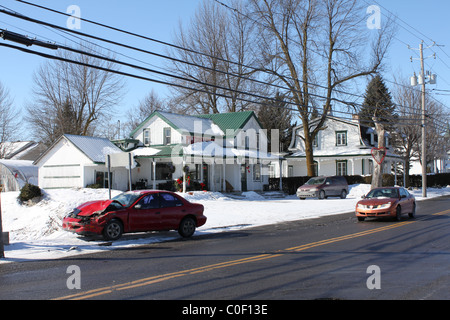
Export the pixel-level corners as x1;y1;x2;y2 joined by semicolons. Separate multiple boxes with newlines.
247;0;395;176
392;79;449;185
25;43;125;146
122;89;168;136
391;79;422;186
0;81;21;158
167;0;261;114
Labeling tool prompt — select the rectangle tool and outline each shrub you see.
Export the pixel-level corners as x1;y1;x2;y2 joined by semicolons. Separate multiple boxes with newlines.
19;183;42;203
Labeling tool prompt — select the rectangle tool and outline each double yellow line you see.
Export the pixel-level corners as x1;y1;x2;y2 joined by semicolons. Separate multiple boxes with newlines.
55;209;449;300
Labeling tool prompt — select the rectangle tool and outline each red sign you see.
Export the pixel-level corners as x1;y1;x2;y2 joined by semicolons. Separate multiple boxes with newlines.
371;147;387;165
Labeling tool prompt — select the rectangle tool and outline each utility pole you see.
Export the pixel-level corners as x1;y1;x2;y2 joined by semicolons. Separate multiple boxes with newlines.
419;42;427;198
409;41;437;198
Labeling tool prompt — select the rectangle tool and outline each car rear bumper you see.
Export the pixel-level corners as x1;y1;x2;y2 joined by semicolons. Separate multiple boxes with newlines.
196;215;207;227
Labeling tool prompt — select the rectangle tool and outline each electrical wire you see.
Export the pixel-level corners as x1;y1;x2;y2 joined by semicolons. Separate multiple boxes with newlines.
1;3;448;130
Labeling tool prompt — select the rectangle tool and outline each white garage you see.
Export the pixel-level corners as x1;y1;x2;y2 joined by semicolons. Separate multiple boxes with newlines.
34;134;129;190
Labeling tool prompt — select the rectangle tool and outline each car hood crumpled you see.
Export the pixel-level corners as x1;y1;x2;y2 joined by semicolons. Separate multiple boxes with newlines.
76;200;116;217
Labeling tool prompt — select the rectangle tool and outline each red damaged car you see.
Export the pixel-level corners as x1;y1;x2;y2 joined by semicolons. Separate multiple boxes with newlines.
62;190;206;241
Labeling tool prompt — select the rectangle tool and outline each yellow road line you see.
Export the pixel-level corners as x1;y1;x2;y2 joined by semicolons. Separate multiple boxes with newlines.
55;208;449;300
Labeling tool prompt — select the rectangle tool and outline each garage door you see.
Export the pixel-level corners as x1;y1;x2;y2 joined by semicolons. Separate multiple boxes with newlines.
40;164;82;189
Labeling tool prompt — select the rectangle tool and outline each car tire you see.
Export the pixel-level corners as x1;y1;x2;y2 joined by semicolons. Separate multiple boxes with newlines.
102;219;123;241
409;203;416;219
340;190;347;199
178;217;196;238
318;190;326;200
395;206;402;221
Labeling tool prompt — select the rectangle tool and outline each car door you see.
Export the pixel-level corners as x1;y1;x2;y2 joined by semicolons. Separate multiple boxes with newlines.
322;177;333;196
128;193;161;232
159;192;186;230
399;188;413;212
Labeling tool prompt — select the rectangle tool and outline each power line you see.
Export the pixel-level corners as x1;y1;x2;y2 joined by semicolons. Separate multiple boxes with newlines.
6;0;443;122
1;4;447;129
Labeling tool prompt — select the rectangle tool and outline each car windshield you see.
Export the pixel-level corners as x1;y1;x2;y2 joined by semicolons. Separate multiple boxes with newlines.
112;192;143;207
305;177;326;185
365;188;399;199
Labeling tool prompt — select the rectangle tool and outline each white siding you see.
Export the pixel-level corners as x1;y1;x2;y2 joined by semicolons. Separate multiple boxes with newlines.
38;139;90;189
133;116;182;145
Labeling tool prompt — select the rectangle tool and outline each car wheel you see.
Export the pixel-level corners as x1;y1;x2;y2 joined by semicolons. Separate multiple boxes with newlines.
395;206;402;221
340;190;347;199
318;190;326;200
178;217;196;238
102;219;123;241
409;203;416;219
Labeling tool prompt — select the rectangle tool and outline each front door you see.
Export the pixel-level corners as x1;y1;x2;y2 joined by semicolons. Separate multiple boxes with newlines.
202;163;209;190
241;164;247;192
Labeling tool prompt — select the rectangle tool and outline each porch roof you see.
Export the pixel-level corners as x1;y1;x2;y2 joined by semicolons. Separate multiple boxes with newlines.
132;142;282;161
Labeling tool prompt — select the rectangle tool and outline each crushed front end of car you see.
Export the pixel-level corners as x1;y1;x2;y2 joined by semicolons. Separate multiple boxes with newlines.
62;200;122;236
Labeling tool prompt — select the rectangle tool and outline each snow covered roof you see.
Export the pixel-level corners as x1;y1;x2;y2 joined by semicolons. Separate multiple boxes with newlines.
34;134;124;165
0;159;39;189
63;134;123;163
132;142;282;161
184;142;282;160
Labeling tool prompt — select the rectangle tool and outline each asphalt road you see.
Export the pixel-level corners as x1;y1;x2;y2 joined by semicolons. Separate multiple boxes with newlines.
0;195;449;303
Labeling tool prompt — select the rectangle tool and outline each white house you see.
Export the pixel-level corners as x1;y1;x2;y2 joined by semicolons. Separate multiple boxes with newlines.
34;134;129;190
282;115;404;179
116;110;280;192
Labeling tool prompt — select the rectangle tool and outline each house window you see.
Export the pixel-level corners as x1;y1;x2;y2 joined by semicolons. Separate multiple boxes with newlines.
268;164;275;178
313;161;318;176
288;165;294;177
143;129;150;146
312;134;319;148
253;163;261;181
95;171;112;188
155;163;173;180
163;127;171;145
336;160;347;176
336;131;347;146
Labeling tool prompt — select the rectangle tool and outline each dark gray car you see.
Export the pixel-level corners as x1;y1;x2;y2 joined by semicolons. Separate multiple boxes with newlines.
296;176;349;200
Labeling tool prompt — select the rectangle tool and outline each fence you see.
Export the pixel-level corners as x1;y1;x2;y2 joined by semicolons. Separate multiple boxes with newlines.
268;173;450;195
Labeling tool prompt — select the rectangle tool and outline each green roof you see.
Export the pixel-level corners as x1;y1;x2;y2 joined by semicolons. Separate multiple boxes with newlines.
196;111;261;135
130;110;261;138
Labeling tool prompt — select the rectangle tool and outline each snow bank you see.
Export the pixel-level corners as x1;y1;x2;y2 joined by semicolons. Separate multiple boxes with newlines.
0;184;448;263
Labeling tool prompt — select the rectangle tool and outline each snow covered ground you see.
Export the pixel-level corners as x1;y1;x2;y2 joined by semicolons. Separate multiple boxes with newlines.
1;184;449;263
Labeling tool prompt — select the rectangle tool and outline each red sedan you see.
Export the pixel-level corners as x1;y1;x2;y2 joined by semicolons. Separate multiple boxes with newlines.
62;190;206;241
355;187;416;222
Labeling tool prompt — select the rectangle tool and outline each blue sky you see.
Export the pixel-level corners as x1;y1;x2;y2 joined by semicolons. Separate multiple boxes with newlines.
1;0;449;139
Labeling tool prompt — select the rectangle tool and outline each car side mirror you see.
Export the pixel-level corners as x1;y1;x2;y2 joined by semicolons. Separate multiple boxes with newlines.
361;195;365;199
401;194;406;199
